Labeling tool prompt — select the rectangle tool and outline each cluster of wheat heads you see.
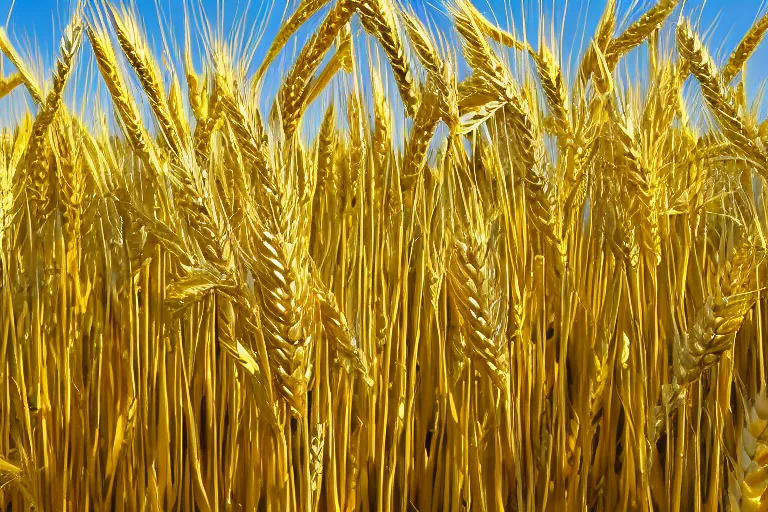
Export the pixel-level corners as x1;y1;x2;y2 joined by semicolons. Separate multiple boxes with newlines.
3;0;768;509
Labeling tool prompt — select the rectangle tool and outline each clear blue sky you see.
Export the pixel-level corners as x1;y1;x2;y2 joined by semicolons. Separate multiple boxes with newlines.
2;0;767;60
1;0;768;120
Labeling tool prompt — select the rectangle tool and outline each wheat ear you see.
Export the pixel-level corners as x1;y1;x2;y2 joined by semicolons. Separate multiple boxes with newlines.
677;21;767;174
304;23;353;109
356;0;419;116
0;73;23;100
730;387;768;511
531;44;569;136
402;82;440;193
457;0;527;51
576;0;616;84
23;16;83;223
278;0;354;138
255;0;330;82
606;0;679;68
87;24;163;179
0;27;44;104
676;243;758;384
722;11;768;84
109;5;182;153
315;286;372;385
448;231;508;391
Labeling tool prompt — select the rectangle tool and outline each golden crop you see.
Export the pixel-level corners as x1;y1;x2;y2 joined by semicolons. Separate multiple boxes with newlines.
1;0;767;510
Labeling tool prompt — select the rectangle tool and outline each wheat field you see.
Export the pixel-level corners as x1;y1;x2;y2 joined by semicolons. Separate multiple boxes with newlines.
1;0;768;509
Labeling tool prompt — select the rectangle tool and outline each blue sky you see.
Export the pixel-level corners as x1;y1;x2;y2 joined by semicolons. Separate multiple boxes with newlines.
1;0;768;125
2;0;767;61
